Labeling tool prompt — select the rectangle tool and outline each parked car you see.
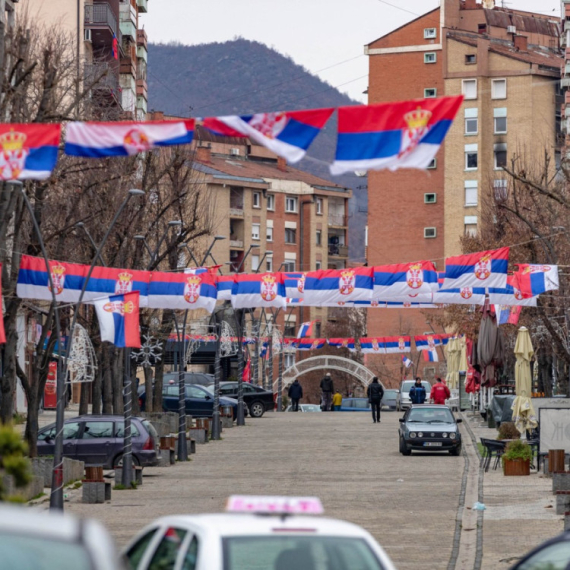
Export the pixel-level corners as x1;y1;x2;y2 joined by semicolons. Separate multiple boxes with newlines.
508;531;570;569
37;414;159;469
163;372;214;386
214;381;274;418
286;404;322;412
122;495;398;570
397;380;432;411
140;383;239;419
339;398;371;412
382;389;399;410
0;504;121;570
398;405;462;456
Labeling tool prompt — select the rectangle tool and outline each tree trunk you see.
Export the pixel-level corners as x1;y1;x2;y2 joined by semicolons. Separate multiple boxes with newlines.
153;353;165;412
24;388;40;458
144;366;153;413
92;357;102;415
111;347;123;415
131;363;140;415
102;346;113;414
0;304;19;423
79;382;89;416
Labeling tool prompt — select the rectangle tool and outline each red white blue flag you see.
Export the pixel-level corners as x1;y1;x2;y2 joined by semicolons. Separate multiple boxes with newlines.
360;337;387;354
297;321;314;338
442;247;510;291
231;273;286;309
302;267;374;306
94;291;141;348
216;274;234;301
434;287;486;305
423;349;439;363
0;124;61;180
148;270;217;313
202;108;334;164
373;261;438;298
415;334;444;351
495;304;522;325
488;285;537;307
508;264;559;298
328;338;355;350
402;355;413;368
65;120;195;157
283;272;306;298
384;336;411;353
296;338;326;351
330;96;463;175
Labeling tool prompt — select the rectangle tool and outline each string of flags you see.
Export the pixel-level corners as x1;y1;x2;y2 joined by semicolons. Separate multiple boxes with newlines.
0;95;464;181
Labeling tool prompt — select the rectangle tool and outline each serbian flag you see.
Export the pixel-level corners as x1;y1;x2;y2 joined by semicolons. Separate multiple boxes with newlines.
384;336;411;353
488;285;537;307
283;272;306;298
360;337;386;354
202;108;334;164
373;261;438;298
148;270;217;313
402;355;413;368
328;338;355;350
508;264;559;298
330;95;463;175
495;304;522;325
243;359;251;383
112;33;119;59
0;263;5;344
231;273;286;309
442;247;509;290
82;266;151;306
423;349;439;362
93;291;141;348
296;338;326;351
415;334;443;351
434;287;486;305
297;321;314;338
286;298;305;307
302;267;374;306
65;120;195;157
216;274;234;301
0;124;61;180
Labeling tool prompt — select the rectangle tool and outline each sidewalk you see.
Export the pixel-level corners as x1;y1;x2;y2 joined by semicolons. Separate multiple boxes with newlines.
463;412;562;570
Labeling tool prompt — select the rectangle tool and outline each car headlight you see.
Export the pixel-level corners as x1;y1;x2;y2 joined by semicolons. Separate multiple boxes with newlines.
409;432;416;438
450;433;456;440
442;432;448;438
418;432;423;438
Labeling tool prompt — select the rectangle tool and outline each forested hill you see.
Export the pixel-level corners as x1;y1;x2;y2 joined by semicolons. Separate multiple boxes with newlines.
147;39;367;260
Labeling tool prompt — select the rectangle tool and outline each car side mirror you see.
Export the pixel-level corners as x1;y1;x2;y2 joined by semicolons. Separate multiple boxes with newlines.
399;418;405;423
205;395;211;400
456;418;463;423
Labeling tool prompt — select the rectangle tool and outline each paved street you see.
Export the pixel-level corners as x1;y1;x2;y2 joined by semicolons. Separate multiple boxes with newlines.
64;411;465;570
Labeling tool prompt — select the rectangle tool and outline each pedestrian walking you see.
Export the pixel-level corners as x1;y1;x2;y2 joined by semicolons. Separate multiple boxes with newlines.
288;379;303;412
367;377;384;423
409;377;427;405
320;372;334;411
332;390;343;411
430;377;451;405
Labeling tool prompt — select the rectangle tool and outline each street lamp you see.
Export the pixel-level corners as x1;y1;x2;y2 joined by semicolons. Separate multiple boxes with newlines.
177;243;200;267
134;235;153;258
200;235;226;266
75;222;106;266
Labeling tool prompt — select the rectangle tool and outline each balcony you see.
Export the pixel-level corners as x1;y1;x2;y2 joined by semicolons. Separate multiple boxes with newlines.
229;207;244;218
136;78;147;99
119;2;137;40
328;244;349;258
328;213;348;227
84;62;120;100
229;239;244;249
137;0;148;13
120;55;136;77
84;2;121;52
137;29;147;49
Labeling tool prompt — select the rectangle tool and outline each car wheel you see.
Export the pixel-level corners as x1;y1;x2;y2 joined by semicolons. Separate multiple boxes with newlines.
249;401;265;418
450;445;462;456
399;437;411;456
113;453;141;468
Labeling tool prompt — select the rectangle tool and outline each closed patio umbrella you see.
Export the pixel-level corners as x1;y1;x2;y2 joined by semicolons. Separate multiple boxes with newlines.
445;337;461;389
477;301;504;388
511;326;538;434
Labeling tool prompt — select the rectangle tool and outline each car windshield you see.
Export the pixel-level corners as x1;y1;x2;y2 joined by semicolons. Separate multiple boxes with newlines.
517;541;570;569
384;390;398;397
408;408;455;424
223;536;385;570
401;381;431;394
0;535;93;570
201;386;214;396
301;405;321;412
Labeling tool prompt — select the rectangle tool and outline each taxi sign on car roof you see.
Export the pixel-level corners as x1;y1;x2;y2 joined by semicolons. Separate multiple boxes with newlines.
226;495;324;515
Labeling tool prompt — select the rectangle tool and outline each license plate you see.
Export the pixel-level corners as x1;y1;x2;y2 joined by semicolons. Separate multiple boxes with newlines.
424;442;442;447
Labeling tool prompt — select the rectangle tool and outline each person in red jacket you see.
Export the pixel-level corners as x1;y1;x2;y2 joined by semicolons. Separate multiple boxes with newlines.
430;377;451;405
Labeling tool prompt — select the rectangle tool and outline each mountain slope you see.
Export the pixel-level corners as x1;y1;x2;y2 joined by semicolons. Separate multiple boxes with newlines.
148;39;367;260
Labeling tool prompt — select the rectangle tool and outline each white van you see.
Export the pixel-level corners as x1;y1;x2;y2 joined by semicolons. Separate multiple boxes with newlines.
397;380;432;411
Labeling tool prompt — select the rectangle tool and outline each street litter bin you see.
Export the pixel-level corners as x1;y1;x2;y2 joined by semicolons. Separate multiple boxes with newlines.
487;408;496;428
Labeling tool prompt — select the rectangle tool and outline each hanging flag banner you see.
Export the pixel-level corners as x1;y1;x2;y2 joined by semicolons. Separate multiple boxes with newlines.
297;321;314;339
442;247;509;290
0;124;61;180
384;335;411;353
330;95;463;175
296;338;326;351
373;261;438;298
231;273;286;309
65;120;195;157
487;285;538;307
328;338;355;350
302;267;374;306
359;337;387;354
202;108;334;164
433;287;486;305
283;272;306;298
423;349;439;362
216;274;234;301
495;304;522;325
402;355;413;368
93;291;141;348
148;270;217;313
414;334;444;351
508;264;559;298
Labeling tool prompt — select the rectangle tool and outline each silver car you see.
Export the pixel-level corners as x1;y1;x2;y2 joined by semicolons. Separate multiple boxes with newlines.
397;380;431;411
382;389;399;410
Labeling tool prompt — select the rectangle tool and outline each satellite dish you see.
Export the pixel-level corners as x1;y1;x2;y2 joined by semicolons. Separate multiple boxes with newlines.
354;171;368;177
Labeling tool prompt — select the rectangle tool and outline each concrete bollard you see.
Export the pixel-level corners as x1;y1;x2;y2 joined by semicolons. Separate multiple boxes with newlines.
221;416;234;429
565;512;570;532
82;481;106;503
556;491;570;515
189;427;208;444
553;472;570;494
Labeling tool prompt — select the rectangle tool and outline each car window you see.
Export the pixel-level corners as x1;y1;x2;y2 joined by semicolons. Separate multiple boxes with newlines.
517;542;570;570
181;536;199;570
343;399;353;407
408;408;455;423
220;386;235;395
354;399;370;409
148;528;188;570
186;386;208;399
82;421;114;439
38;426;56;441
422;382;432;393
116;422;141;438
126;529;159;570
164;385;178;397
243;385;256;393
63;422;81;439
401;381;414;393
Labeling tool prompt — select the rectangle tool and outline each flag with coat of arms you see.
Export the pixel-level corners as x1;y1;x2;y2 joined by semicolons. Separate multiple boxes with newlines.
93;291;141;348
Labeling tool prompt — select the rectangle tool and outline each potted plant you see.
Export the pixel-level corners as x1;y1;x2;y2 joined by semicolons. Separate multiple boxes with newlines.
497;422;520;440
502;439;532;476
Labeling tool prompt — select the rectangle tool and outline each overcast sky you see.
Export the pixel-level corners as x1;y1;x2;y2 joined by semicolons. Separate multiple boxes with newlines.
140;0;561;105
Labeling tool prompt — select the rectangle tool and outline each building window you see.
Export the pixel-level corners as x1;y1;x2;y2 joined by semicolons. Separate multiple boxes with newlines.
424;88;437;98
285;196;298;213
494;144;507;169
285;228;296;244
464;216;478;237
427;158;437;169
284;353;295;368
494;107;507;134
465;144;478;171
252;192;261;208
316;261;322;270
478;23;487;34
424;28;437;39
251;254;260;272
316;230;322;245
424;193;437;204
266;226;273;242
492;79;507;99
462;79;477;100
424;52;437;64
424;227;437;239
251;223;260;240
494;179;508;201
464;181;478;207
266;194;275;211
465;54;476;64
283;260;295;272
266;256;273;272
465;108;478;135
316;197;323;215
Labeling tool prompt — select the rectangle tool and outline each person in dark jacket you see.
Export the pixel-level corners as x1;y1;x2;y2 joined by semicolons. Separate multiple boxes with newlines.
409;377;427;405
367;377;384;423
288;379;303;411
320;373;334;411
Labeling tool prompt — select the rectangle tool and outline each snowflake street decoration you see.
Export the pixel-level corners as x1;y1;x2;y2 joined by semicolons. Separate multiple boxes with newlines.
220;320;238;357
67;324;97;383
185;336;202;366
131;334;162;368
272;328;283;355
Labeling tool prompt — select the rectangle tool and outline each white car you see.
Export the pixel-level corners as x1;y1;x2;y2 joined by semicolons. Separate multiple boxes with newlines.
397;380;432;411
0;504;121;570
286;404;322;412
123;496;397;570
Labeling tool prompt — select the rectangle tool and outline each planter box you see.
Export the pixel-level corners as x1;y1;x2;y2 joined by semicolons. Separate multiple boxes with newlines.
31;457;84;488
553;472;570;493
503;458;530;476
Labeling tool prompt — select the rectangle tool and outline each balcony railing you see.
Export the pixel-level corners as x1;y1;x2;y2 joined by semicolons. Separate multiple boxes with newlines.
328;213;347;227
137;29;148;48
229;239;244;248
84;62;120;97
84;2;119;40
328;244;348;258
229;207;244;217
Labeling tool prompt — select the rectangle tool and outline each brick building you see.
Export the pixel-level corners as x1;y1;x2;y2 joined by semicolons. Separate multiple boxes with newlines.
365;0;561;384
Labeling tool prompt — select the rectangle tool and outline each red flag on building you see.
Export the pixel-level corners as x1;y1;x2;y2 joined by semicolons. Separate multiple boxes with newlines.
0;263;5;344
243;359;251;383
112;34;119;60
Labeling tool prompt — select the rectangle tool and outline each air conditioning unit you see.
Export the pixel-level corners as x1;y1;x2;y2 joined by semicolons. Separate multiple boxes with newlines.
230;148;240;156
507;25;516;34
84;29;92;42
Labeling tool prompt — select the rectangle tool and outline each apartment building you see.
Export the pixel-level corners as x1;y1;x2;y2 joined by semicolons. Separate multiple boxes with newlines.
23;0;148;118
365;0;561;380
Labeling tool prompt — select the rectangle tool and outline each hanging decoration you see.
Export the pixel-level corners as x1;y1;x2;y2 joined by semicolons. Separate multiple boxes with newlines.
66;324;97;383
131;334;162;368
